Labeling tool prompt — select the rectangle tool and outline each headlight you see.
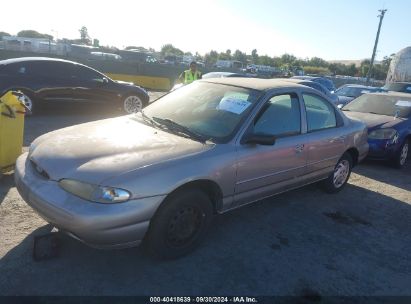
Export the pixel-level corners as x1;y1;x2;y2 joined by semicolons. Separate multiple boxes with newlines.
368;128;398;140
59;179;131;203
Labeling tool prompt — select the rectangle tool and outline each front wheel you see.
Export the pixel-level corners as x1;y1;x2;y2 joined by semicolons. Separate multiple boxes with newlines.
145;189;213;259
392;139;409;169
123;95;145;114
321;153;353;193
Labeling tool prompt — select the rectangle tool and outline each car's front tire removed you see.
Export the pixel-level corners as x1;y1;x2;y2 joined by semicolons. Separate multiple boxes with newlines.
321;153;353;194
391;139;409;169
145;189;213;259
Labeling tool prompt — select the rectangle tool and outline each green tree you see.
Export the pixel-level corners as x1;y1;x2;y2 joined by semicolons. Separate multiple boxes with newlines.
78;26;91;45
17;30;52;40
161;44;183;56
226;49;232;59
233;49;247;64
251;49;258;64
0;31;11;40
204;50;218;66
256;55;273;66
306;57;329;68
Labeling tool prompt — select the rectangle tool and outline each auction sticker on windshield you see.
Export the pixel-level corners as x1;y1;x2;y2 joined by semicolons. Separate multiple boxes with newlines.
217;92;251;114
395;100;411;107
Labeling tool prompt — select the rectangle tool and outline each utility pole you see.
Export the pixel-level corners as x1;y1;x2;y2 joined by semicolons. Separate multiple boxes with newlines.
366;9;387;85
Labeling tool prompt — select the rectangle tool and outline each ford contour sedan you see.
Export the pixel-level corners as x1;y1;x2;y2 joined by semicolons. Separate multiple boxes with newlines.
15;78;369;259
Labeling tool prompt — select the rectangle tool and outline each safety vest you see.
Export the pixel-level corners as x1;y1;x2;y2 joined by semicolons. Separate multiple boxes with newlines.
184;70;201;84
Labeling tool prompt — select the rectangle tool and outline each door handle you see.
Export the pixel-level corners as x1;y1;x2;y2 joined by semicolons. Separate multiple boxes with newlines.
295;144;304;153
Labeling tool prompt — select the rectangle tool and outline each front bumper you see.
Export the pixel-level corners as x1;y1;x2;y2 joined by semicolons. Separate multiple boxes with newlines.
367;138;401;160
14;153;166;249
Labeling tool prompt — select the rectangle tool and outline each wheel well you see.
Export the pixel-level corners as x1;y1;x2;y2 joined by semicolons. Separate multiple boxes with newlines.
167;180;223;214
6;87;35;97
345;148;359;167
125;90;149;105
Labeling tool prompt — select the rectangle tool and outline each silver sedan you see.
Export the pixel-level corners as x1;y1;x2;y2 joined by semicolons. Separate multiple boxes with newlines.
15;78;369;259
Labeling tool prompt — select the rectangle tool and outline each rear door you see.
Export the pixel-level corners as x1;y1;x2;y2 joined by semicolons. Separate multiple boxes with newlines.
29;61;75;101
302;93;345;175
234;92;308;206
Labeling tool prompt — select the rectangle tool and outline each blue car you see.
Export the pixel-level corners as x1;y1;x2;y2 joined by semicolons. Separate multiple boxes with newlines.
342;92;411;168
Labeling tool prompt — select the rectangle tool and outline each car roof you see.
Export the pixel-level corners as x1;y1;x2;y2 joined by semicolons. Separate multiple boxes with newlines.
341;84;378;89
0;57;79;66
201;77;310;91
282;78;317;85
203;72;235;76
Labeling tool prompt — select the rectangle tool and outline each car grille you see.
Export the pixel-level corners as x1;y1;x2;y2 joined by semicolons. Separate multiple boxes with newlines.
30;159;50;180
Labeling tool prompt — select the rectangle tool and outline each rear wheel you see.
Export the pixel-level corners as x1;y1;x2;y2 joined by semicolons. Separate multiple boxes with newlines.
321;153;353;193
145;189;213;259
392;139;409;169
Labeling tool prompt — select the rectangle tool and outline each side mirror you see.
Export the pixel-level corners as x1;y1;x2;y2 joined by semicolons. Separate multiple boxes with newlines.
95;78;109;85
243;133;276;145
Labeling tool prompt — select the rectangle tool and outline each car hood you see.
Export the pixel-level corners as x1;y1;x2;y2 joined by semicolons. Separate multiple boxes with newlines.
29;116;212;184
343;111;404;130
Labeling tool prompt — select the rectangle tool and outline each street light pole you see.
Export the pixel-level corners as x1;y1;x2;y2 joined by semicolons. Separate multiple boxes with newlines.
366;9;387;85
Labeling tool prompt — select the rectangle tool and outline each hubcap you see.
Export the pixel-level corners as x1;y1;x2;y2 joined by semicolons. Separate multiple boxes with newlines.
19;94;33;111
166;206;204;248
400;142;409;166
123;96;143;113
333;160;350;188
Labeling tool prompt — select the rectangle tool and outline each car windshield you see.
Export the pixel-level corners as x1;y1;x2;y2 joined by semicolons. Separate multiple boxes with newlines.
342;94;411;118
139;81;262;143
382;83;411;93
335;86;366;97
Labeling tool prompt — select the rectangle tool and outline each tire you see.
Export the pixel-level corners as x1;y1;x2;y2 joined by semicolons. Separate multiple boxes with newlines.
145;189;213;259
321;153;353;194
17;91;34;115
392;139;409;169
123;94;146;114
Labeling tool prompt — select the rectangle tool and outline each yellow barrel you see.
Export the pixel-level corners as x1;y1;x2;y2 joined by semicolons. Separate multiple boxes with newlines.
0;91;27;173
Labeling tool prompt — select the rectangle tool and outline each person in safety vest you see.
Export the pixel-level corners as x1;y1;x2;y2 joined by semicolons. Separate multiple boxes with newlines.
178;61;202;84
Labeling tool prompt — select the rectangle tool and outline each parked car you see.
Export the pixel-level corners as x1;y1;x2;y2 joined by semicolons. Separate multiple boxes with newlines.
382;82;411;94
15;78;368;259
335;84;383;106
202;72;252;79
291;76;336;92
283;78;339;104
0;57;149;114
342;92;411;168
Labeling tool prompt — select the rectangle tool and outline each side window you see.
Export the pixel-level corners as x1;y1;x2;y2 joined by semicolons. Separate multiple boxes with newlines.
74;65;104;81
28;62;75;78
303;94;336;132
254;94;301;137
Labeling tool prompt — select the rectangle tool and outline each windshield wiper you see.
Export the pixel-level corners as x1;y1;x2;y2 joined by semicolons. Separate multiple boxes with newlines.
139;110;159;127
152;117;207;143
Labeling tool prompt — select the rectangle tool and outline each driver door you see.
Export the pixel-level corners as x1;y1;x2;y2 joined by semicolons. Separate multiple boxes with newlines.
233;92;308;207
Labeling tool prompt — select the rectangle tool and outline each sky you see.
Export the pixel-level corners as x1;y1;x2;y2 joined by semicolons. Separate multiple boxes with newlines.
2;0;410;60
